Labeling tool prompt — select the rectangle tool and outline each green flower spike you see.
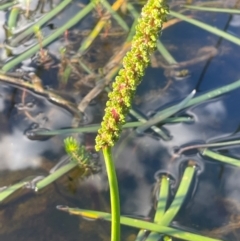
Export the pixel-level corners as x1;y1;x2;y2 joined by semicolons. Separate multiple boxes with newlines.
64;137;90;165
94;1;168;241
95;0;169;151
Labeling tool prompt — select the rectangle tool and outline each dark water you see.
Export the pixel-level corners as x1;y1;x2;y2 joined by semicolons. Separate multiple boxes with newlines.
0;0;240;240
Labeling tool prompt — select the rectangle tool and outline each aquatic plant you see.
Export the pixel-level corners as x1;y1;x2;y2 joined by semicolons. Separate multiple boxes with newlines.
64;136;91;165
95;0;168;150
64;136;99;178
95;0;168;240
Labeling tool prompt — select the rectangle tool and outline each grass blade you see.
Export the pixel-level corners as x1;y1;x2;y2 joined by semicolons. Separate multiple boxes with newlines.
183;5;240;14
0;176;33;203
202;149;240;167
151;78;240;124
57;207;223;241
157;40;177;65
127;3;139;19
0;1;15;10
169;11;240;46
160;164;195;224
35;161;78;191
176;139;240;156
100;0;129;31
129;108;170;140
31;116;192;137
136;89;196;133
8;7;20;35
154;176;170;220
144;175;170;241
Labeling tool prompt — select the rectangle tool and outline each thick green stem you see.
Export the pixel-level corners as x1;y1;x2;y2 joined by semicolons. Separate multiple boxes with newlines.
102;147;120;241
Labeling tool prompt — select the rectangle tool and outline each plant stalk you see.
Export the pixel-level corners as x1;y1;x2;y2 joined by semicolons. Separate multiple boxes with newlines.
102;147;120;241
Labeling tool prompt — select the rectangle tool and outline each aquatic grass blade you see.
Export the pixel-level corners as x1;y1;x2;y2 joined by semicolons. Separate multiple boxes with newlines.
127;3;139;19
135;230;147;241
136;89;196;133
0;2;15;10
183;5;240;14
202;149;240;167
154;176;169;220
31;117;192;137
100;0;129;31
144;175;170;241
152;78;240;123
8;7;20;35
35;161;78;191
176;139;240;156
57;207;224;241
169;11;240;46
160;164;195;224
157;40;177;65
129;108;170;140
0;176;34;203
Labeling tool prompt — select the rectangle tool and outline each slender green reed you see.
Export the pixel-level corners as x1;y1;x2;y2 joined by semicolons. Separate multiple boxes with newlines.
139;175;169;241
157;40;177;65
202;149;240;167
169;11;240;46
0;1;15;10
35;162;78;191
183;5;240;14
0;176;33;203
160;164;195;224
58;207;224;241
100;0;129;31
136;89;195;133
31;116;192;137
8;7;20;34
150;78;240;125
177;138;240;156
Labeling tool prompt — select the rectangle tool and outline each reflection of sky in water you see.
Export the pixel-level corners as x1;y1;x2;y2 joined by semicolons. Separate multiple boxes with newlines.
0;88;73;170
230;15;240;27
0;129;51;170
228;15;240;37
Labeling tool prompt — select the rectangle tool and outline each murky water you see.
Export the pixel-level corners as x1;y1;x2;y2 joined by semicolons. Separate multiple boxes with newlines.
0;0;240;240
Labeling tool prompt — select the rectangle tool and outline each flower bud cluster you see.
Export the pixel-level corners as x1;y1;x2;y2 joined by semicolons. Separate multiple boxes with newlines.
95;0;168;151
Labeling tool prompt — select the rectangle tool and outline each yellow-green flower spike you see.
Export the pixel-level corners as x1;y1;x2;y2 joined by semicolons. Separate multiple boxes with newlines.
95;0;169;151
64;137;90;165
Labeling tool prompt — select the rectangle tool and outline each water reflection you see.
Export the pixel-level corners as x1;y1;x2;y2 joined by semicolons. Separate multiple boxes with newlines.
0;129;60;170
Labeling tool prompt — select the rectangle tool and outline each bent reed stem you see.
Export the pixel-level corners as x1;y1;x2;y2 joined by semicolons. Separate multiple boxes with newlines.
95;0;168;241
